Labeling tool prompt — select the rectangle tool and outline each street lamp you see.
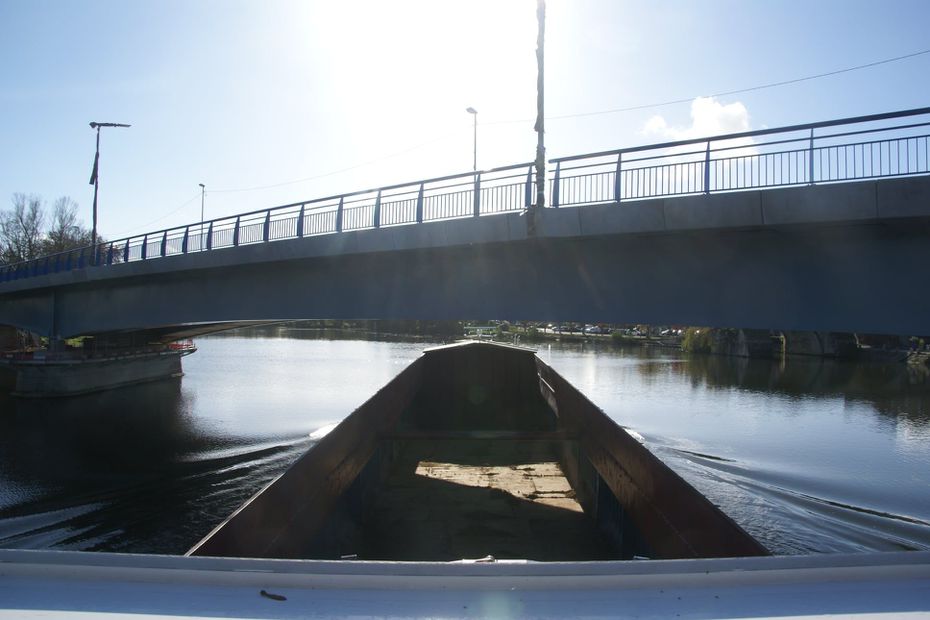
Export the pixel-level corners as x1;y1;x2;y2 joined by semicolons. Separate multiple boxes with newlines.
466;107;477;171
199;183;206;250
88;121;130;262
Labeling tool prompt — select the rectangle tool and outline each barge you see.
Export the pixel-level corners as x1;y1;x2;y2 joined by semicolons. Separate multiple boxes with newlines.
0;341;196;397
190;341;766;561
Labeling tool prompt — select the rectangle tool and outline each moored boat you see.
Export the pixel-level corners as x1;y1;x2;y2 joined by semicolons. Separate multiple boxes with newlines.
189;341;767;561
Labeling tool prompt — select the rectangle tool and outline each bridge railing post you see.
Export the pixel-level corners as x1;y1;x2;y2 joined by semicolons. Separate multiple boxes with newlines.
298;204;306;237
233;217;241;246
141;235;148;260
552;162;561;208
160;232;168;257
703;141;711;195
206;222;213;250
182;227;189;254
373;190;381;228
808;128;815;185
415;183;424;223
614;153;623;203
334;198;342;233
263;211;271;242
473;173;481;217
123;239;130;263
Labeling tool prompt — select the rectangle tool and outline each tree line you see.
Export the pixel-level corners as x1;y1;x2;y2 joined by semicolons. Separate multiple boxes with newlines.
0;193;95;265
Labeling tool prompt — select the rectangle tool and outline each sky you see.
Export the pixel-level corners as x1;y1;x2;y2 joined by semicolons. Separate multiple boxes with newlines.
1;0;929;240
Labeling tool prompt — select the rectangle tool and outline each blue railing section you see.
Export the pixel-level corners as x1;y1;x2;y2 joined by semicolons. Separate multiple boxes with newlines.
3;106;930;283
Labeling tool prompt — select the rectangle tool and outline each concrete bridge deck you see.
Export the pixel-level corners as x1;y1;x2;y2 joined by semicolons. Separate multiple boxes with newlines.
0;175;928;339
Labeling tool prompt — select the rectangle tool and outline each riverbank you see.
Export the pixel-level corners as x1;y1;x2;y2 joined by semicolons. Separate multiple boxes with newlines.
232;323;923;365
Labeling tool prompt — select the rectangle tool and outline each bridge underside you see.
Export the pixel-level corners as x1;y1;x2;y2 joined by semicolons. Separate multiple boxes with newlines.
1;178;929;339
1;222;928;339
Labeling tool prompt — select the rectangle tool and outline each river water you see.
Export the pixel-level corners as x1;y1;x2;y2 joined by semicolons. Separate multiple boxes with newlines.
1;330;928;556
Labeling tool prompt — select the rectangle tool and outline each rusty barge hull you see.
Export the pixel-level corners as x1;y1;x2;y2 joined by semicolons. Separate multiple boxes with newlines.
189;341;766;561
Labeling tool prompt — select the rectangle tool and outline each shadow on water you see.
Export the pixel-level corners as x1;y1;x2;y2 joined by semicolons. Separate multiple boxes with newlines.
0;378;310;554
680;353;930;427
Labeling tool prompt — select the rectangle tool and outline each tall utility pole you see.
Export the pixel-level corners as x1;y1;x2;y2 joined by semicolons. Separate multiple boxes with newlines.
531;0;546;234
88;121;130;262
199;183;206;250
466;107;478;171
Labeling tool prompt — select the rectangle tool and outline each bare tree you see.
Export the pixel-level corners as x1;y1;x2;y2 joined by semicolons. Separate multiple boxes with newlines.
0;193;45;264
44;196;91;255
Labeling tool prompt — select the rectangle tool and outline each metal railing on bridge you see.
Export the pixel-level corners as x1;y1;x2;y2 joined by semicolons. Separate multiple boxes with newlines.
548;106;930;207
3;106;929;283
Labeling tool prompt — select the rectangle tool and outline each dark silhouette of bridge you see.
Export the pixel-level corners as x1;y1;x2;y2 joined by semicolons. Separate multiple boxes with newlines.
1;107;929;341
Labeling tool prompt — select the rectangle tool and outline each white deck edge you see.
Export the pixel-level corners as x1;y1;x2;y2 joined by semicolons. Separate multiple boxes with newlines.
3;548;930;586
2;550;929;619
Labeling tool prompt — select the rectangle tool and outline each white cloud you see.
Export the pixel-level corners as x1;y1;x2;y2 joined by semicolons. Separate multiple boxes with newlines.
644;97;751;140
630;97;759;198
642;114;669;136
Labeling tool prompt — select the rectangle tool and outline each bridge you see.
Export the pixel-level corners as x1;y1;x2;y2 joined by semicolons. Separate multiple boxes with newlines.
1;107;929;342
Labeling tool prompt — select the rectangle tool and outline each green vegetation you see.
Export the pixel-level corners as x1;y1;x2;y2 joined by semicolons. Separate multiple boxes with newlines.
681;327;713;353
610;331;634;345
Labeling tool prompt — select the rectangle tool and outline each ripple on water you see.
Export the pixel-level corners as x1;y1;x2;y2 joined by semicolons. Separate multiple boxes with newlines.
657;442;930;554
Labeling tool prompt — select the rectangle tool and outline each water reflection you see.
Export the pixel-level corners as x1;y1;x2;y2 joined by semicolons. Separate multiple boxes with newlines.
680;354;930;427
0;377;309;553
563;339;930;426
0;379;194;492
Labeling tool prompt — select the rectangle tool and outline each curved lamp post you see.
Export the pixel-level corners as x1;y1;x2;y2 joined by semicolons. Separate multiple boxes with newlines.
88;121;131;262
